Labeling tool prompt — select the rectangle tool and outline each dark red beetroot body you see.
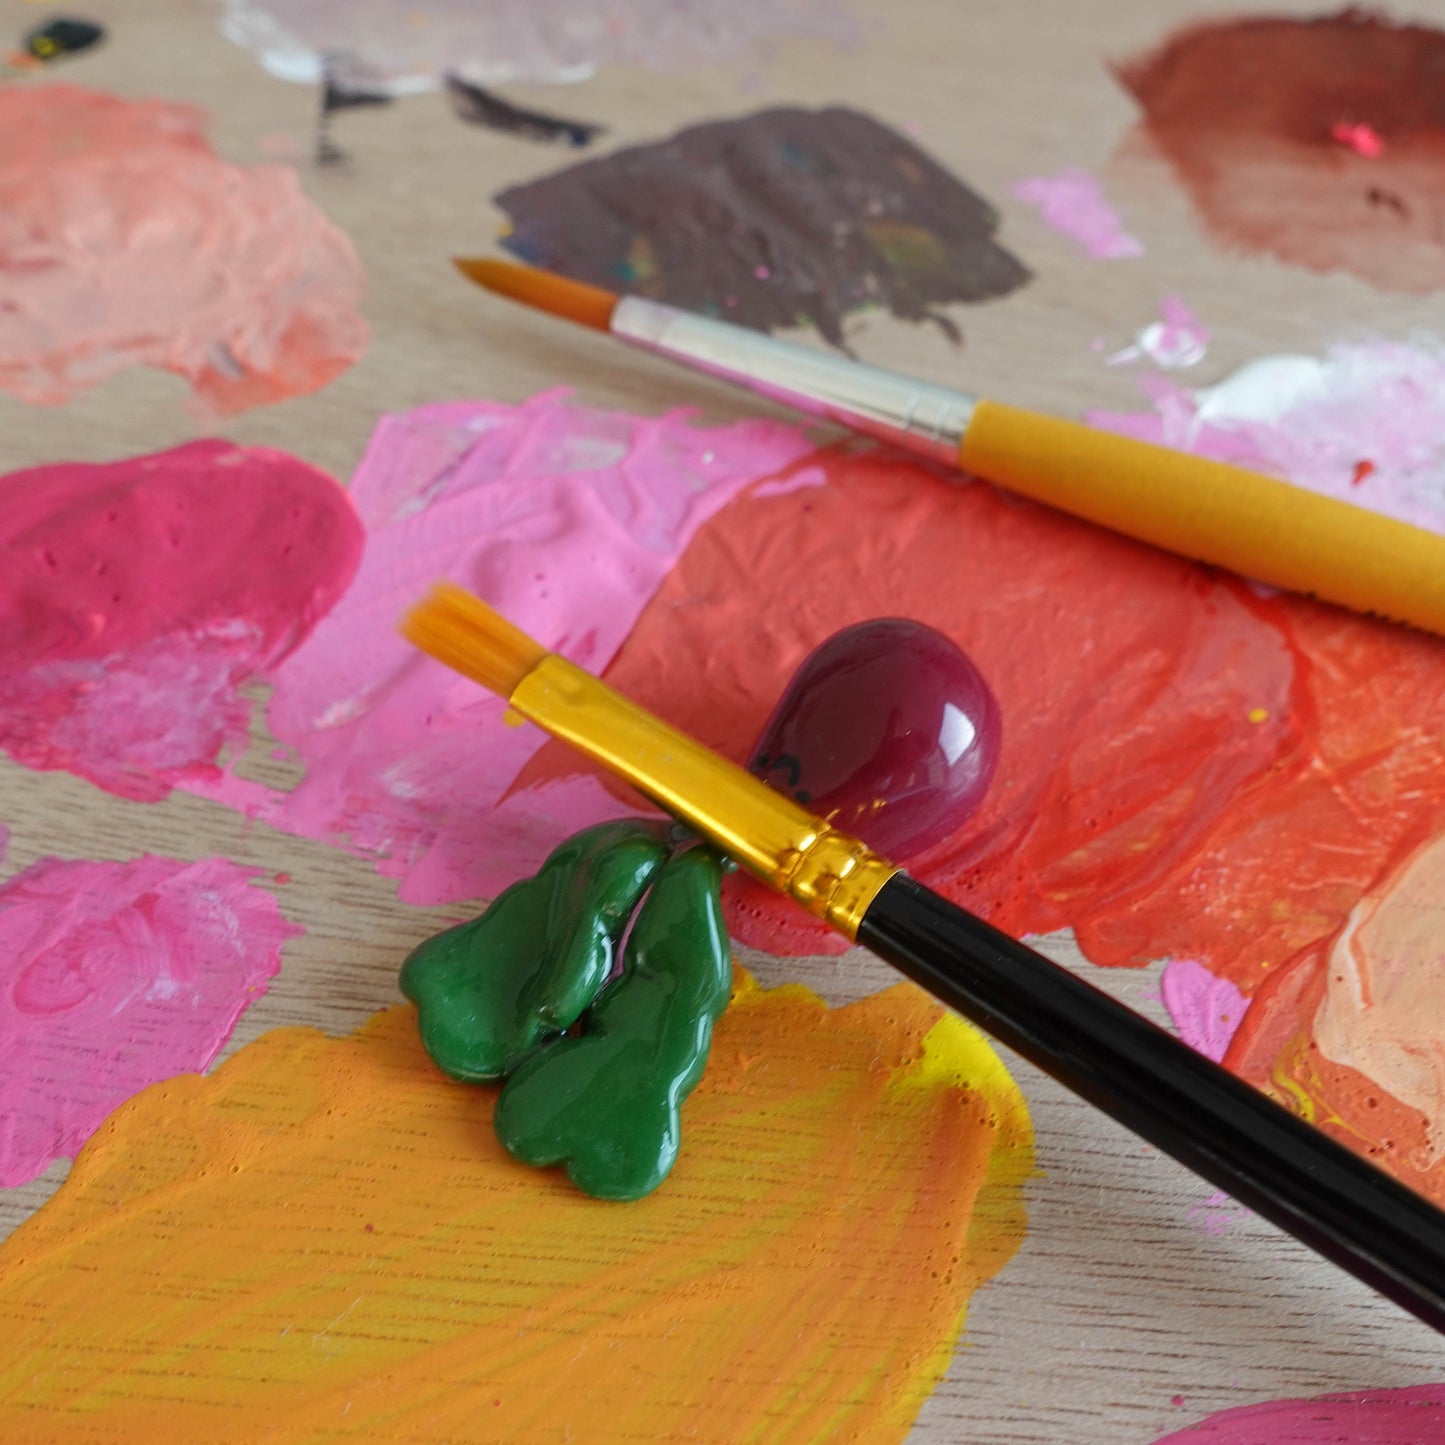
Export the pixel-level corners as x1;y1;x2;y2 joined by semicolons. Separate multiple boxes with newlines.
749;618;1001;862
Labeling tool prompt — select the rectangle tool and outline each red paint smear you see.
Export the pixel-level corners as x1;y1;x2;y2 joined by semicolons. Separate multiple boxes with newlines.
1117;13;1445;291
1151;1383;1445;1443
517;445;1445;1014
0;440;362;801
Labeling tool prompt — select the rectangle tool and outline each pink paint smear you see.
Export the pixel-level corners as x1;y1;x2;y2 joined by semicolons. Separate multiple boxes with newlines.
0;83;367;415
0;440;362;801
1152;1383;1445;1443
1012;167;1143;259
191;391;814;903
1090;336;1445;534
0;855;300;1187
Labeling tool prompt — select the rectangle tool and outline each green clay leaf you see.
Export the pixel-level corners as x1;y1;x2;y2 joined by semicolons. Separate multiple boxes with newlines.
399;820;669;1081
493;846;733;1201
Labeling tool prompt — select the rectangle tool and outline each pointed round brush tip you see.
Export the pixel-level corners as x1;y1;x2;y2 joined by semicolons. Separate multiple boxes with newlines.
452;257;619;332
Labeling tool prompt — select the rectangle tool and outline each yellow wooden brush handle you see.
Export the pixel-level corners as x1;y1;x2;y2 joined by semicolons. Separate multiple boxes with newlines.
959;400;1445;636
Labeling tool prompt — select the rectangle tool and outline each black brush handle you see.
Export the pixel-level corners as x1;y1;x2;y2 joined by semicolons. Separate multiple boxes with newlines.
857;873;1445;1332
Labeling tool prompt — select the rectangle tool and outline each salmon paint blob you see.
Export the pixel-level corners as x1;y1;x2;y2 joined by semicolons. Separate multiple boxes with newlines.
0;83;367;414
0;978;1032;1440
0;854;299;1187
0;441;362;801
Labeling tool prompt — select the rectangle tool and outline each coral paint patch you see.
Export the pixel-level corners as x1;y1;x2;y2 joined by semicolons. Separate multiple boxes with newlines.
0;978;1031;1440
0;83;367;413
0;441;362;801
513;441;1445;1019
528;444;1300;959
194;392;811;902
0;855;298;1187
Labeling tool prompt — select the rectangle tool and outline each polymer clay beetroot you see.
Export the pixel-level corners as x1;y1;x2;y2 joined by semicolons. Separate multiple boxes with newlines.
749;618;1001;861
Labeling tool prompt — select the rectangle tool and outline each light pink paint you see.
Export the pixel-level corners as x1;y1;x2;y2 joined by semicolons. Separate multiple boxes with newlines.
217;0;855;89
1160;959;1248;1063
1012;167;1143;259
1187;1188;1248;1237
0;854;300;1187
192;392;813;903
1090;337;1445;533
1151;1384;1445;1443
0;441;363;801
0;83;367;415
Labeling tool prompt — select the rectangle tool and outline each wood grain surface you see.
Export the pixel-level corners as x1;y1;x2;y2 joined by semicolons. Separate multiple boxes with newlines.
2;0;1444;1438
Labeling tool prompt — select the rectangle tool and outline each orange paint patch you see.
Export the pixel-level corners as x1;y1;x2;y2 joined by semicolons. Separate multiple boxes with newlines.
0;975;1031;1441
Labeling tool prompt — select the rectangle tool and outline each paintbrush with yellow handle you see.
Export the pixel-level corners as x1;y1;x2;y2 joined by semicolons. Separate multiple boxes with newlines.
456;257;1445;637
404;580;1445;1333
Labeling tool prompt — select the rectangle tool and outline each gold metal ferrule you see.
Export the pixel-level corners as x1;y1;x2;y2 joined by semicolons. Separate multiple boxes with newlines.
509;655;899;939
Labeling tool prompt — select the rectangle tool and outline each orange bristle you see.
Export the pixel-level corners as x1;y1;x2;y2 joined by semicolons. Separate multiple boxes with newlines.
402;583;548;699
452;258;619;332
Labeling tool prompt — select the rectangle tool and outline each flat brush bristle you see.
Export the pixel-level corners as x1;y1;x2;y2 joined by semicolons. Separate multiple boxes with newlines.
403;583;547;698
453;257;618;332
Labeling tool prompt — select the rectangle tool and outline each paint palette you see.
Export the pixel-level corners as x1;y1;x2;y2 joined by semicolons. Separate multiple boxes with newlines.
2;0;1444;1439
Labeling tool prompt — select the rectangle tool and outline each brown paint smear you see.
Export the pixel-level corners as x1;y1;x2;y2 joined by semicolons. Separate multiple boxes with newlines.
495;107;1030;349
1117;10;1445;291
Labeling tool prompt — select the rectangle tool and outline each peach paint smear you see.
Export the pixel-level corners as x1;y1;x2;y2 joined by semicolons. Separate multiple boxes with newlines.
0;854;299;1188
1152;1383;1445;1443
193;392;814;903
0;977;1032;1440
0;440;362;801
0;83;367;414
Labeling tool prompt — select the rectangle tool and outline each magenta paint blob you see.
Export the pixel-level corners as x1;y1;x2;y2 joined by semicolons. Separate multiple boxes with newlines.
1151;1383;1445;1443
0;440;362;801
0;854;300;1187
749;618;1001;861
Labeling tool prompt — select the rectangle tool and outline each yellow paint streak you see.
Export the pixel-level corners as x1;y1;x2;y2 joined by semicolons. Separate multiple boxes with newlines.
0;975;1031;1443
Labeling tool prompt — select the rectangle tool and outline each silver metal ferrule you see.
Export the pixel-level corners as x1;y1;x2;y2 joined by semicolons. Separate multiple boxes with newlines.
611;296;977;464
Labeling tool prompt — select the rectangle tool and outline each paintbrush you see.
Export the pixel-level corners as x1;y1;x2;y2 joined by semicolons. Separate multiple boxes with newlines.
403;580;1445;1333
455;257;1445;638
